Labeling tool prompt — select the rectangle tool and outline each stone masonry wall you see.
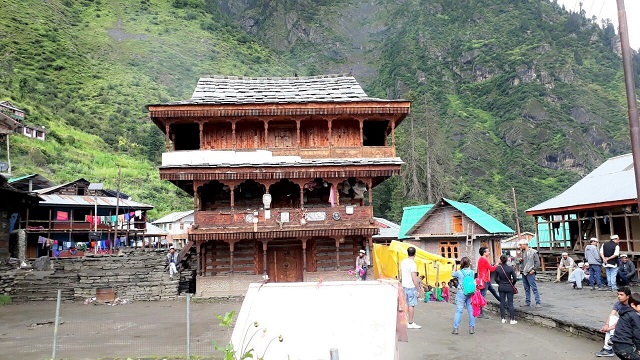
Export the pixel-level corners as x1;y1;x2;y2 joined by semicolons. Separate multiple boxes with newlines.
0;249;178;302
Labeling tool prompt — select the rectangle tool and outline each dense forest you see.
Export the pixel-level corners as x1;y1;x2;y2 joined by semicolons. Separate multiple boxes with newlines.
0;0;639;230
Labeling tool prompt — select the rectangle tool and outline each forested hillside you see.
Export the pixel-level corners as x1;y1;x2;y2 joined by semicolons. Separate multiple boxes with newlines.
1;0;639;228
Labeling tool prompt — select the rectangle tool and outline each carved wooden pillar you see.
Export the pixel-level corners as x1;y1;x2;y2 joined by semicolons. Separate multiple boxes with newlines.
231;121;237;150
335;238;341;271
165;124;171;151
359;119;364;157
367;178;372;206
296;119;301;149
595;215;601;239
229;241;235;274
262;240;269;274
300;184;305;208
391;117;396;157
301;238;308;274
327;118;333;152
193;180;205;211
197;241;202;276
198;121;204;150
264;121;269;148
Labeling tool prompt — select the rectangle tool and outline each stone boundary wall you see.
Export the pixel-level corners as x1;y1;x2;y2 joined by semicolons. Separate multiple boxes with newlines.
0;249;178;302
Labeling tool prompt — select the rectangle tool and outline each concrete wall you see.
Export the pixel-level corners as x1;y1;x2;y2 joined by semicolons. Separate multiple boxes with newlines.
0;249;179;302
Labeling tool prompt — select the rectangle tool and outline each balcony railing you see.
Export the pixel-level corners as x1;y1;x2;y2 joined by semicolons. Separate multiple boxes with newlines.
193;205;374;232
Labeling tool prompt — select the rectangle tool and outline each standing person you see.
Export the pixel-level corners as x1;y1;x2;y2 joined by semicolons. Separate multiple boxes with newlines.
609;291;640;359
495;254;518;324
586;238;606;290
451;257;476;335
519;239;542;307
477;247;499;319
595;286;631;357
601;234;621;291
355;249;370;281
554;252;576;282
401;246;424;329
618;254;637;287
165;246;180;279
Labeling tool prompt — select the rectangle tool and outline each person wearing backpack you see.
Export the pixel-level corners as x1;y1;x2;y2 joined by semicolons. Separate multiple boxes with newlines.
451;256;476;335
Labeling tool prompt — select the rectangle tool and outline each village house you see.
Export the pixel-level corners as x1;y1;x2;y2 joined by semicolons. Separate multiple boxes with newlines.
0;175;41;258
147;74;410;286
398;198;515;265
0;101;46;141
9;176;152;258
151;210;194;248
526;153;640;271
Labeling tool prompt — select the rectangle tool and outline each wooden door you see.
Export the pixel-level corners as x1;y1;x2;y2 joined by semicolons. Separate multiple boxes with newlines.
267;245;303;282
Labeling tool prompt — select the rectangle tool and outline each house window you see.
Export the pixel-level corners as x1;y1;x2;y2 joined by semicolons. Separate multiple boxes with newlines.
439;241;459;259
77;186;86;195
452;215;463;233
168;224;172;231
180;223;184;230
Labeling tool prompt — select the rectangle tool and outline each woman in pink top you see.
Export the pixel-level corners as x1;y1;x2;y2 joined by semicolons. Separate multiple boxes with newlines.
477;247;500;318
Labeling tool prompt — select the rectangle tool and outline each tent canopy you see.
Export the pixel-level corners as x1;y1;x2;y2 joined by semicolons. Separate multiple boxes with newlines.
373;240;456;286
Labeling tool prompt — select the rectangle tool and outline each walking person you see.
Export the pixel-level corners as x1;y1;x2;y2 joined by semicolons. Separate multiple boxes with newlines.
355;249;370;281
477;247;499;319
496;254;518;324
586;238;605;290
610;291;640;359
596;286;631;357
451;256;476;335
519;239;541;307
401;246;424;329
165;246;180;279
601;234;621;291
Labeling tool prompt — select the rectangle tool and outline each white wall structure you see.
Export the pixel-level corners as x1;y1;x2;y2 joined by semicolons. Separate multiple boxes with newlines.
232;280;400;360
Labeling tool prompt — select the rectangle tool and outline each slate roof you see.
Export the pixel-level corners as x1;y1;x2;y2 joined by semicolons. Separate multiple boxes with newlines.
527;153;636;213
168;74;401;105
399;198;514;239
152;210;194;224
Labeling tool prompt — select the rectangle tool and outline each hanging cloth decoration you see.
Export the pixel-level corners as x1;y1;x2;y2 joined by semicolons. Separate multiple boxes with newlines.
56;211;69;221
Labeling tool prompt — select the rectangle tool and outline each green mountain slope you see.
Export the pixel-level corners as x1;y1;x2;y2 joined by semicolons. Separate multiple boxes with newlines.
0;0;293;217
1;0;638;229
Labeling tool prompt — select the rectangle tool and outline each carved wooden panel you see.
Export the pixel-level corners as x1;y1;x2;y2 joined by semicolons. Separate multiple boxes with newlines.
267;122;295;148
300;120;328;147
233;240;256;275
332;120;359;147
204;240;230;275
203;122;232;150
236;121;264;149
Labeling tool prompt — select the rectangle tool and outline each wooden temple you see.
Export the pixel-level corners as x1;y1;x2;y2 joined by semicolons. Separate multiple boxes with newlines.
148;75;410;282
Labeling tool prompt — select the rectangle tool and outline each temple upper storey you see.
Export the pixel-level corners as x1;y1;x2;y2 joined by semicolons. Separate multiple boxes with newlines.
147;74;410;160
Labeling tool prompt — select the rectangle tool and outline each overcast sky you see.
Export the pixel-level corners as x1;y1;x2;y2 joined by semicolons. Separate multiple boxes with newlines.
554;0;639;50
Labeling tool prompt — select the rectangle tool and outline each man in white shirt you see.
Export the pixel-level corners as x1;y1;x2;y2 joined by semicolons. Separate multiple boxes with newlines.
555;252;576;282
401;246;424;329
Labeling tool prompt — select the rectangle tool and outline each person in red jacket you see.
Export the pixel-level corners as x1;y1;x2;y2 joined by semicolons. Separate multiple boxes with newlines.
477;247;500;319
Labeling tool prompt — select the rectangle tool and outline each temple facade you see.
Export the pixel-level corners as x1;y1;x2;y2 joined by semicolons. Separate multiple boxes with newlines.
148;75;410;283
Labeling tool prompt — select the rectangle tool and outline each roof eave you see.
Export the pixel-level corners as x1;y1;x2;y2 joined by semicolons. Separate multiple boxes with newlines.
526;199;637;216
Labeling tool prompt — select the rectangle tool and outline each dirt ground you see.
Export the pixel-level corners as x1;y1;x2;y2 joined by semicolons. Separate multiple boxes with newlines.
0;297;604;360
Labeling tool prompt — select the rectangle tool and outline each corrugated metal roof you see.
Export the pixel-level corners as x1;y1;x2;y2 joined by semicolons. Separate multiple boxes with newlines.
445;198;515;234
527;153;636;213
398;205;433;239
38;194;153;209
159;74;402;106
152;210;194;224
373;217;400;239
144;222;168;236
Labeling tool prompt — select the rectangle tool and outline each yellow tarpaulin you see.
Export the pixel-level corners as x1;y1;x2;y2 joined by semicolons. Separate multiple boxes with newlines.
373;240;456;287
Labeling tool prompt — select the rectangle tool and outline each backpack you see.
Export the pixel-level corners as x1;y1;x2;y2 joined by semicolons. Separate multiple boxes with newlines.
461;269;476;296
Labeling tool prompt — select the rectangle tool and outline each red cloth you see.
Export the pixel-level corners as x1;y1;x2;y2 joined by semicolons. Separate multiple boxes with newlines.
56;211;68;221
471;289;487;317
477;257;497;283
